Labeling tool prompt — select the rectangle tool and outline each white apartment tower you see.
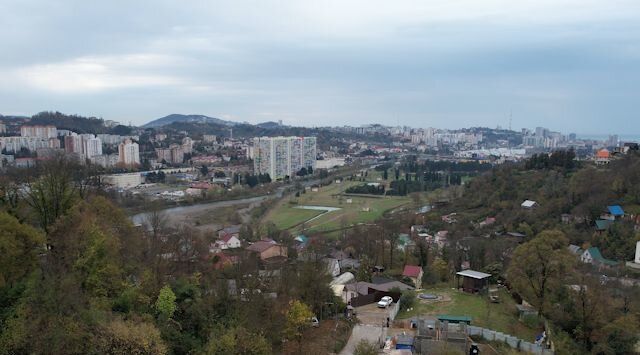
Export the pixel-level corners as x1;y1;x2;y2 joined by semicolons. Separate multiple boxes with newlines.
253;136;316;179
20;125;57;138
83;135;103;158
118;138;140;166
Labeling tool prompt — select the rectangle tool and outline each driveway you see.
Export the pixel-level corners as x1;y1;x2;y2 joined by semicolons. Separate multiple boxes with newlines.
339;324;386;355
355;302;396;326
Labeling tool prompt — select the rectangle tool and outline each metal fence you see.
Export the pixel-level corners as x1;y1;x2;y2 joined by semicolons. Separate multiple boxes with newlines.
466;325;554;354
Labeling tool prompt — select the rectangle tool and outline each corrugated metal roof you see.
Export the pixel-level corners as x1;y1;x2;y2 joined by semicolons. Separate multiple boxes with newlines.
456;270;492;279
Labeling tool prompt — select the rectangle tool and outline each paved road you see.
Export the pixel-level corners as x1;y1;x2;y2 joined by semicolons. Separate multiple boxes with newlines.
339;324;386;355
130;177;328;227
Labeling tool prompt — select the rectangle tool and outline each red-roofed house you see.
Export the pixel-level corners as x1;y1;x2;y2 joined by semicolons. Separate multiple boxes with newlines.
246;240;288;260
595;149;610;165
402;265;424;289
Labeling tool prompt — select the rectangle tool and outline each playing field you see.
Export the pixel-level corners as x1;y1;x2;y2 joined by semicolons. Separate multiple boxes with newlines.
262;180;410;234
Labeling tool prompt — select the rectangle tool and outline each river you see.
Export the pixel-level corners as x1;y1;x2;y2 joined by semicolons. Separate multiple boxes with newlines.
129;178;325;227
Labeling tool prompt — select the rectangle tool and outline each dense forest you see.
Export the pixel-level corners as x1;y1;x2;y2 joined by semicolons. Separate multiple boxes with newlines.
0;156;339;354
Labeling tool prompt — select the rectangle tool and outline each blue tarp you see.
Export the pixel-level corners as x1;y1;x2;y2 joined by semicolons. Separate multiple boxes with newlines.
607;205;624;216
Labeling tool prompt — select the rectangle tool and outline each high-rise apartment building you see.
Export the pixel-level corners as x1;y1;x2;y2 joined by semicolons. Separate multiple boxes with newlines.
253;136;316;179
118;138;140;166
64;134;83;154
83;136;103;158
156;144;184;164
63;133;102;158
20;125;57;138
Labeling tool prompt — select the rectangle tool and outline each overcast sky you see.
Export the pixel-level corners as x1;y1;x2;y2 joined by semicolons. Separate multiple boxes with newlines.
1;1;639;134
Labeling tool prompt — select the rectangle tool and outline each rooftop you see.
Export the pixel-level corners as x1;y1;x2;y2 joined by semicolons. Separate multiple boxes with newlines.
246;240;278;253
607;205;624;216
456;270;492;280
586;247;619;266
403;265;423;278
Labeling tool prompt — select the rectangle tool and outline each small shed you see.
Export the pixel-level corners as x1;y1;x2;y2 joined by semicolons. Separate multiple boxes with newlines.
456;270;491;293
595;219;612;231
516;304;538;320
521;200;538;209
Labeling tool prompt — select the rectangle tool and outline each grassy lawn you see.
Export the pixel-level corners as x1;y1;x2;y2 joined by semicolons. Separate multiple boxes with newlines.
267;207;324;230
397;286;540;342
192;204;248;226
263;180;410;233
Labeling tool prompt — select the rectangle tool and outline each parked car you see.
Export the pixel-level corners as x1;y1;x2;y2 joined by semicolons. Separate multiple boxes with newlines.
377;296;393;308
310;316;320;328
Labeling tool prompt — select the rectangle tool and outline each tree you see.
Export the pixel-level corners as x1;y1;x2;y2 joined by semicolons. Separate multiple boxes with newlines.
97;319;168;355
245;174;259;188
284;300;313;351
593;315;640;355
204;327;271;355
432;258;449;282
506;230;572;316
0;212;44;288
296;261;334;315
155;285;177;320
24;155;80;233
356;256;372;282
354;340;378;355
200;165;209;176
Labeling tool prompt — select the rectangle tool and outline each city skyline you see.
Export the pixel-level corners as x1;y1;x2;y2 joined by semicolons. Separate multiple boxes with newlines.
1;1;639;134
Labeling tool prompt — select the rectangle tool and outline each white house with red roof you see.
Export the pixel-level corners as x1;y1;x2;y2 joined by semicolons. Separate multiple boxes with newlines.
210;234;241;253
402;265;424;289
595;149;611;165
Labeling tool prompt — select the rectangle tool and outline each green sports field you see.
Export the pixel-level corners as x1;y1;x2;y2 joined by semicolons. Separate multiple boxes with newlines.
262;179;411;234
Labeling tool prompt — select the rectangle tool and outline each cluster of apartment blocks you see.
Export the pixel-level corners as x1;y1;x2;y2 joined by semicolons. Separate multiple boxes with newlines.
0;124;141;167
522;127;568;149
155;137;194;165
252;136;317;180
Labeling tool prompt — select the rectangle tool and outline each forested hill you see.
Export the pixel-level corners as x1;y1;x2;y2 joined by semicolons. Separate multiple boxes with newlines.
28;111;133;135
143;114;238;128
447;149;640;260
161;121;393;149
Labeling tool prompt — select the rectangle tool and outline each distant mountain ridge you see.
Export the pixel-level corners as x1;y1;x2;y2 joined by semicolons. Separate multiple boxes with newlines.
143;114;238;128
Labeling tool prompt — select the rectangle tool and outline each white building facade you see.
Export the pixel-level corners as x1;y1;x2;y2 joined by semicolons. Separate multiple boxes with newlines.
118;139;140;166
253;136;316;179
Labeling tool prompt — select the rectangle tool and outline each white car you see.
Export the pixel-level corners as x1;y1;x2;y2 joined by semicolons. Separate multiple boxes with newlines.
377;296;393;308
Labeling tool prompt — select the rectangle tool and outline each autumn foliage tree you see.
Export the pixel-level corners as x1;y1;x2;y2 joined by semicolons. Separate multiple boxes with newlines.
285;300;313;353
